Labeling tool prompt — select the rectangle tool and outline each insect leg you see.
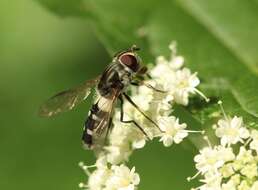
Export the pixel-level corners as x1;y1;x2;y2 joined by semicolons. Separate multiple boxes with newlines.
122;93;163;132
131;81;167;93
119;95;150;140
104;116;113;143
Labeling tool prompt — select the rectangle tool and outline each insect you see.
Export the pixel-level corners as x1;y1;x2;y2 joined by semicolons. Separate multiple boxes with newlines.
39;45;162;151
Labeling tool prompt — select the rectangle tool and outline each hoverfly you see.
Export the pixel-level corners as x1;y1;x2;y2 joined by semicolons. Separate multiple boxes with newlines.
39;45;162;151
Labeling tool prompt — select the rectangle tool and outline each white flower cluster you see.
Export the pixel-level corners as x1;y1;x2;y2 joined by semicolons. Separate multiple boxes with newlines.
79;42;205;190
105;42;206;165
190;106;258;190
79;156;140;190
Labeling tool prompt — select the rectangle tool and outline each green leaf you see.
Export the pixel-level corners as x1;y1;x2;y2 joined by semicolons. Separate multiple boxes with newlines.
36;0;87;17
177;0;258;72
148;1;258;119
187;88;258;126
36;0;258;127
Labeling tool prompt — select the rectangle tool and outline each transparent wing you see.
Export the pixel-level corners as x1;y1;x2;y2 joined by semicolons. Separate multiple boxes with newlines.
91;90;119;153
39;77;100;117
91;110;113;152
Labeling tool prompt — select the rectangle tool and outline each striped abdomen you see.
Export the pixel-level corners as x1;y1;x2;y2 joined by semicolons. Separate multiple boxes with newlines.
82;96;115;149
82;104;99;148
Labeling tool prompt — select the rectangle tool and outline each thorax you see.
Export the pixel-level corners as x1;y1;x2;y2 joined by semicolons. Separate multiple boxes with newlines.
97;62;133;97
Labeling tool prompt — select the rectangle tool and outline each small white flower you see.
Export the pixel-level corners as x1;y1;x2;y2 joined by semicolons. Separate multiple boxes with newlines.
158;116;188;147
218;146;236;162
222;179;237;190
168;41;184;70
150;57;174;83
238;180;251;190
194;146;235;174
88;167;111;190
131;138;146;149
105;165;140;190
173;68;200;105
109;112;133;145
132;85;154;111
215;116;250;146
105;145;132;165
169;56;184;70
96;155;108;168
220;163;234;178
233;146;254;171
251;181;258;190
230;174;241;186
240;163;258;179
198;172;222;190
110;110;147;151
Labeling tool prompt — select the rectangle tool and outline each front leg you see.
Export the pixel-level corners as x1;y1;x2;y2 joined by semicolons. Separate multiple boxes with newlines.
131;81;167;93
122;93;162;132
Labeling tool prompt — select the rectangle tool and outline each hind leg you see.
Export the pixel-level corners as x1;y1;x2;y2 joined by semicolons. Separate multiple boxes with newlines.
118;95;150;140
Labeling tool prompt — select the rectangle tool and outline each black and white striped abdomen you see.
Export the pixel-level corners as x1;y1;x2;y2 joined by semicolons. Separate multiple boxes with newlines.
82;96;114;149
82;103;103;149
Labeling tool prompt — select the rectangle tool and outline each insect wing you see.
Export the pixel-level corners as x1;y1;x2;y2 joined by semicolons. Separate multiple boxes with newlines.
84;90;119;152
39;77;99;117
92;100;114;152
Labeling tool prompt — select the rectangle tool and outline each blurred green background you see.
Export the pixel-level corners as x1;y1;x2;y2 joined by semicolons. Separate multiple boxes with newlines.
0;0;198;190
2;0;258;189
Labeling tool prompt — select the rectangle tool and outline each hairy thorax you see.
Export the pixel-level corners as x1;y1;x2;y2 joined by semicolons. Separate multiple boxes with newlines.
97;62;133;98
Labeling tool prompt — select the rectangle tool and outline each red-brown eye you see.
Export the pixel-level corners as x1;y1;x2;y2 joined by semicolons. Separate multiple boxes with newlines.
119;54;139;72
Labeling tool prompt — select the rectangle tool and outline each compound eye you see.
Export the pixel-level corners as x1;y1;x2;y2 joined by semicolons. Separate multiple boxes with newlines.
119;54;139;72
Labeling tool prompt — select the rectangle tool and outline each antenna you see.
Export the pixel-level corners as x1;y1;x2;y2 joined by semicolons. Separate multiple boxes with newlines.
131;44;140;51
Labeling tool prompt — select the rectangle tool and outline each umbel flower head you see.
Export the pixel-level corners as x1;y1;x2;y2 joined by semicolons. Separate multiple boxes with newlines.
79;156;140;190
79;42;207;190
103;42;206;165
214;104;250;146
189;102;258;190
